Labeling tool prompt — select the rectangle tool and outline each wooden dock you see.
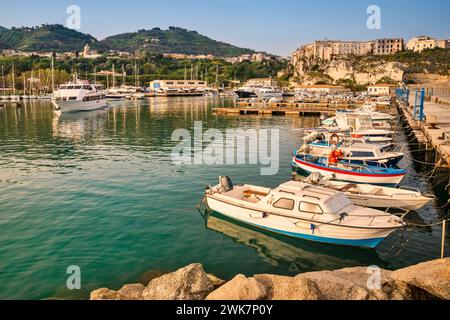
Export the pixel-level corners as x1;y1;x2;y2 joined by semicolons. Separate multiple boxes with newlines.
214;103;356;117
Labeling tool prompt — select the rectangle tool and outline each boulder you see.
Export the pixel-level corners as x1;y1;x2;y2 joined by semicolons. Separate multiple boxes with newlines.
206;274;226;289
117;284;145;300
389;258;450;300
206;275;267;300
254;274;323;300
90;288;119;300
142;263;214;300
297;267;392;300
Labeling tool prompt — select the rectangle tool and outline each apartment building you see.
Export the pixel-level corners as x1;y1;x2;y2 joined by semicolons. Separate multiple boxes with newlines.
293;38;404;62
407;36;450;52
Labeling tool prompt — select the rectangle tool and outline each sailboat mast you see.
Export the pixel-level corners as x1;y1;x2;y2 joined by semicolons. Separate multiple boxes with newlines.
1;66;5;94
122;64;125;86
215;64;219;87
112;64;116;88
12;62;16;96
51;55;55;93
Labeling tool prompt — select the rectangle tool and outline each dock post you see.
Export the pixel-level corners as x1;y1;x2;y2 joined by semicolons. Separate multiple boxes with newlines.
419;88;425;121
442;220;447;259
413;90;419;118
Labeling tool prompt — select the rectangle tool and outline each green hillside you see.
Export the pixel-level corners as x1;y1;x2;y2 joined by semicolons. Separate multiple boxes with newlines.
0;24;97;52
97;26;255;57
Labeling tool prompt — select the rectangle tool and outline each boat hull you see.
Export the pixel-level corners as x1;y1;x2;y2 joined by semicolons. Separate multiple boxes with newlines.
206;196;392;248
53;99;108;113
346;194;432;211
292;157;405;186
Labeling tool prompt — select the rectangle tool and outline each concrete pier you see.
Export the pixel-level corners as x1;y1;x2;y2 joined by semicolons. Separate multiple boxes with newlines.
399;94;450;168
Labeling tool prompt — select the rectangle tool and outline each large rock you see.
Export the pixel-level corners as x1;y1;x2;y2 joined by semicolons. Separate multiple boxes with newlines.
206;275;267;300
254;274;323;300
142;263;214;300
90;288;119;300
389;258;450;300
297;267;392;300
117;284;145;300
206;274;226;289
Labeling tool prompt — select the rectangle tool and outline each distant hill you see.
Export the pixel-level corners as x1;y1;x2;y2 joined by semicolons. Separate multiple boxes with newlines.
0;24;260;57
0;24;97;52
97;26;255;57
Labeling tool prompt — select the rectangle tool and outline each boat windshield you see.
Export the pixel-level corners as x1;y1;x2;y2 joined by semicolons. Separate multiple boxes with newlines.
322;194;353;214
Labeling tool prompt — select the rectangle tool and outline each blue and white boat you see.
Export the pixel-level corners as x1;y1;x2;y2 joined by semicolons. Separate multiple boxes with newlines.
292;154;407;186
204;177;405;248
302;142;404;167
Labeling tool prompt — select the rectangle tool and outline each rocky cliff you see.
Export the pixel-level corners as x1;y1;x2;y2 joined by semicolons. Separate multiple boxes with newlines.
292;55;405;86
90;258;450;301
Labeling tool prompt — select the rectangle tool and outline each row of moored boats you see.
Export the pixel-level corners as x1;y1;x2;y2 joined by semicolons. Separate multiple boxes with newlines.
203;103;434;248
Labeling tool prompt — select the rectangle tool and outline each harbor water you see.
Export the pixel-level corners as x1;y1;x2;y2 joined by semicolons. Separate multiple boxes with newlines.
0;98;448;300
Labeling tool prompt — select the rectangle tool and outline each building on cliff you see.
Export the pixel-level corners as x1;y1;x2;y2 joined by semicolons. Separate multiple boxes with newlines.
367;84;397;96
292;38;404;63
406;36;450;52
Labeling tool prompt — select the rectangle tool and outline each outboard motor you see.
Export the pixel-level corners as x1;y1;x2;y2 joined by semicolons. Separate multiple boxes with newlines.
219;176;234;193
305;172;323;185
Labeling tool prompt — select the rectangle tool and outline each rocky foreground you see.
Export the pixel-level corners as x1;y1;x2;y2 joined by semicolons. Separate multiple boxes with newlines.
90;258;450;300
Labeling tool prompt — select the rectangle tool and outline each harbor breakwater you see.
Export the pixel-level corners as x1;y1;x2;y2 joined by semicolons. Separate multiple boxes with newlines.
90;258;450;300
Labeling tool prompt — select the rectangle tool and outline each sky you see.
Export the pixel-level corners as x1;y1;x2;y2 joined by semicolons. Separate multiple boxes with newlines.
1;0;449;56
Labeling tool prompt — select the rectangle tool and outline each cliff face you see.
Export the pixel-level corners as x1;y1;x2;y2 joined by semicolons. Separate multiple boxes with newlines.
292;56;405;85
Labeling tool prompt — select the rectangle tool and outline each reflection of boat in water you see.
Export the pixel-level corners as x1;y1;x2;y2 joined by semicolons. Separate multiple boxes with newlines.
52;109;107;139
206;214;387;272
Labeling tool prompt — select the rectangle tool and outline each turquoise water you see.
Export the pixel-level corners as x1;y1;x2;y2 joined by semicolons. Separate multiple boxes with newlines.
0;98;448;300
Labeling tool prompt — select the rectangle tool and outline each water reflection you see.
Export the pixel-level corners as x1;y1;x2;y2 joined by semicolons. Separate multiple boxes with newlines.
206;213;388;273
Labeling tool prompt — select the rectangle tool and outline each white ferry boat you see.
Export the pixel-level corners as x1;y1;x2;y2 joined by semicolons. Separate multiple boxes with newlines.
52;78;107;113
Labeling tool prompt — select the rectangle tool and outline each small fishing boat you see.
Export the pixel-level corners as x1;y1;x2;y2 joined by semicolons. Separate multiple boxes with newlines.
302;142;404;166
204;177;405;248
292;154;406;186
297;173;433;211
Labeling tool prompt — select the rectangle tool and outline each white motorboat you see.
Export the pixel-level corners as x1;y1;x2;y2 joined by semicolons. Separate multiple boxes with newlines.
204;177;405;248
52;78;107;113
256;87;283;99
298;173;434;211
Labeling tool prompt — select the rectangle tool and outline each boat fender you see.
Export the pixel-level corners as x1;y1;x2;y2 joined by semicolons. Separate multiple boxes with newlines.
310;224;316;235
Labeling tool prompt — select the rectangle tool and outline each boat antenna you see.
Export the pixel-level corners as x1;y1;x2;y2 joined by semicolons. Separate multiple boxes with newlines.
184;65;187;81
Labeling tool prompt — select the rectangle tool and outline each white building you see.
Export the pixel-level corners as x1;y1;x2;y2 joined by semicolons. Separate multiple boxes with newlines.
407;36;450;52
367;84;397;96
149;80;209;92
82;44;102;59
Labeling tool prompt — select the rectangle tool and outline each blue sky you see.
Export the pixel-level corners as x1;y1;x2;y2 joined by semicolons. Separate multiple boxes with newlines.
1;0;449;56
